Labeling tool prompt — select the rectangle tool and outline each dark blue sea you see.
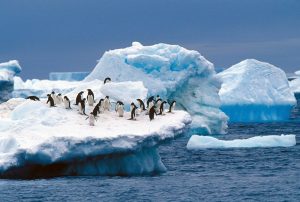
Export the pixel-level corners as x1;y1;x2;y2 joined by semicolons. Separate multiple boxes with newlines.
0;120;299;201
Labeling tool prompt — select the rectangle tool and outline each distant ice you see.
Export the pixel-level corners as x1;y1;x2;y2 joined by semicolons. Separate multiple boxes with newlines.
49;72;90;81
187;134;296;149
217;59;296;122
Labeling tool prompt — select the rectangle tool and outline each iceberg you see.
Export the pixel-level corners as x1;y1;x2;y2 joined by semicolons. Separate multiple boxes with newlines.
85;42;228;134
217;59;296;122
0;60;22;103
0;80;191;178
49;72;90;81
289;74;300;94
187;134;296;149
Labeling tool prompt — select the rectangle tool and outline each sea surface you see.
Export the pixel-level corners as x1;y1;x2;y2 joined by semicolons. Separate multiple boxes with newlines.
1;101;300;201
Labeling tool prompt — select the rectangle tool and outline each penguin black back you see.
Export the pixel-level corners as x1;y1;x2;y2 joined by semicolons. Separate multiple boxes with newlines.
26;96;40;101
159;101;167;115
168;100;176;112
75;91;84;105
46;94;55;107
149;106;156;121
137;99;146;110
104;77;111;84
147;96;154;108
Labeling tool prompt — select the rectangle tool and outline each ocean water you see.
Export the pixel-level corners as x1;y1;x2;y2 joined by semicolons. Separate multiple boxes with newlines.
1;99;300;201
0;121;299;201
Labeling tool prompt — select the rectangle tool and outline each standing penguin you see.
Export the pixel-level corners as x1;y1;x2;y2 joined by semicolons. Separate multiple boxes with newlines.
87;89;95;106
79;98;87;115
104;77;111;84
46;94;55;107
103;96;111;111
146;96;154;108
51;91;57;105
115;101;124;117
129;102;137;120
158;101;167;115
63;96;72;109
155;98;162;113
92;104;100;117
97;99;104;113
136;99;146;111
75;91;84;105
149;106;157;121
168;100;176;113
56;93;63;105
86;112;96;126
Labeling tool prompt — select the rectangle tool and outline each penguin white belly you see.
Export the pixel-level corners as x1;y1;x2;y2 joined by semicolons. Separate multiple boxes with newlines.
156;101;162;113
104;100;110;111
117;106;124;117
79;103;83;114
89;114;95;126
87;95;94;106
51;95;57;105
63;100;69;109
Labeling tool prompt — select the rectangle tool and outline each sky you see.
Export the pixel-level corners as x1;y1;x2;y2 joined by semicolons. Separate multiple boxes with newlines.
0;0;300;79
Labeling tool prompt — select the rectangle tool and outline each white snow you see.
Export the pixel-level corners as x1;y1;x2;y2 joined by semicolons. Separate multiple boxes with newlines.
85;42;228;134
217;59;296;122
289;76;300;93
187;134;296;149
0;96;191;177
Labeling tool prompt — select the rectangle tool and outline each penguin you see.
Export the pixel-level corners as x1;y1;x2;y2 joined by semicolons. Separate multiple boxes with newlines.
115;101;124;117
147;99;155;115
136;99;146;111
79;98;87;115
168;100;176;113
158;101;167;115
97;99;104;113
56;93;63;105
46;94;55;107
63;96;72;109
129;102;137;120
75;91;84;105
103;96;111;111
26;96;40;101
146;96;154;108
87;89;95;106
86;112;96;126
104;77;111;84
92;104;100;117
149;106;157;121
156;95;160;101
155;98;162;113
51;91;58;105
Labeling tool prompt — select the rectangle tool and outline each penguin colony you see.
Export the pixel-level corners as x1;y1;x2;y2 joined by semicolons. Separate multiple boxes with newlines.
35;77;176;126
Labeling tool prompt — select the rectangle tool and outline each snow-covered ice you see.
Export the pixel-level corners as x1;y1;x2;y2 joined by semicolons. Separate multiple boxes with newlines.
0;94;191;178
217;59;296;122
0;60;22;102
85;42;228;134
187;134;296;149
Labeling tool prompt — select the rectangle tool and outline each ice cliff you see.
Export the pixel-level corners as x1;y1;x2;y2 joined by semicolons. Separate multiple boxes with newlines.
85;42;228;134
217;59;296;122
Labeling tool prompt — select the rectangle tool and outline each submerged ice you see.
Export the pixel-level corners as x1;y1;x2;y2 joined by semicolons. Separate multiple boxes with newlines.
217;59;296;122
85;42;228;134
187;134;296;149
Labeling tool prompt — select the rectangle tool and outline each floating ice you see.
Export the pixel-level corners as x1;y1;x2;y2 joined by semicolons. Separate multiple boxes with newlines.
49;72;90;81
0;89;191;178
0;60;22;103
217;59;296;122
85;42;228;134
289;75;300;93
187;134;296;149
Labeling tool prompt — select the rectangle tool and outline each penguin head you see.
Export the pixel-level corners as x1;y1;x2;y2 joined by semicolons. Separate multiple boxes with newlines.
51;91;55;94
105;96;109;99
58;93;61;96
79;91;84;94
47;94;50;97
87;89;91;92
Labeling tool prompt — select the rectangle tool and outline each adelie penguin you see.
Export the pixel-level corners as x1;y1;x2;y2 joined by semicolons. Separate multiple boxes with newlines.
104;77;111;84
136;99;146;111
75;91;84;105
79;98;87;115
46;94;55;107
87;89;95;106
103;96;111;111
155;98;162;113
26;96;40;101
129;102;137;120
158;101;167;115
97;99;104;114
146;96;154;108
51;91;58;105
115;101;124;117
149;106;157;121
63;96;72;109
86;112;96;126
168;100;176;113
56;93;63;105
